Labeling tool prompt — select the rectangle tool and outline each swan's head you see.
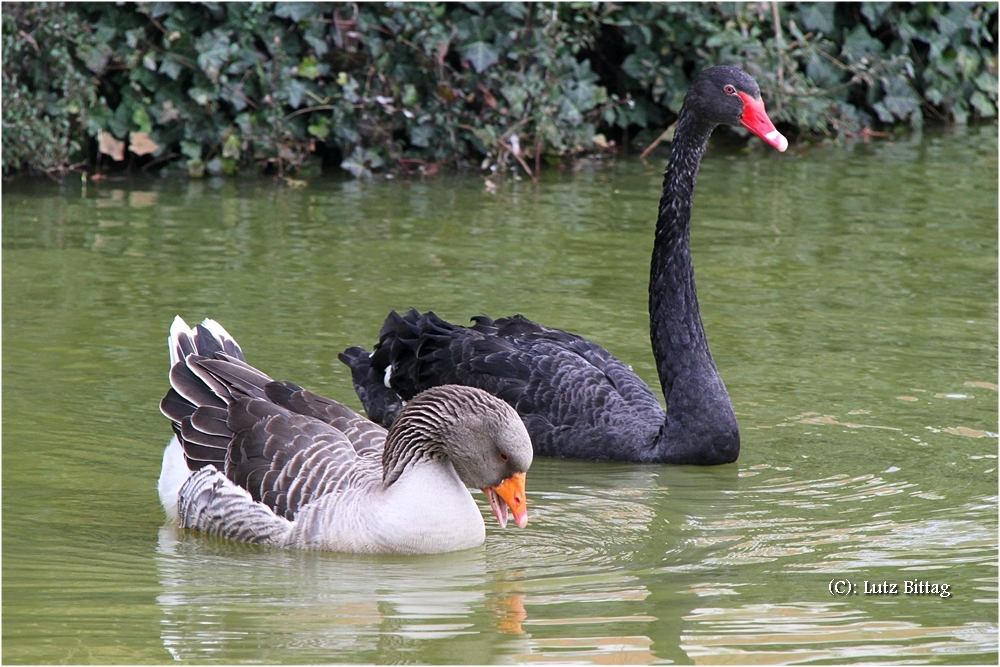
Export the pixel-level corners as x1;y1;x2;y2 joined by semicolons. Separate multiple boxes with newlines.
389;385;533;528
686;66;788;152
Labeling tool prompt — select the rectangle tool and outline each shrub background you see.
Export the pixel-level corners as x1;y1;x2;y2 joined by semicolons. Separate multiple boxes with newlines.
3;1;997;177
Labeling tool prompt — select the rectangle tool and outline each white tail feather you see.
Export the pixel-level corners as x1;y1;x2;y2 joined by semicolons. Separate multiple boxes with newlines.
199;318;240;353
168;315;192;367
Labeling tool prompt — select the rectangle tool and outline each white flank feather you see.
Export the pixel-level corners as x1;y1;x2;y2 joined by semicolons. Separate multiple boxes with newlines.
158;436;193;524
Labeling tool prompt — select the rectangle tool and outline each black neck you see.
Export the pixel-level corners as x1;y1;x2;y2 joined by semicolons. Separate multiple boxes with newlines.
646;109;739;464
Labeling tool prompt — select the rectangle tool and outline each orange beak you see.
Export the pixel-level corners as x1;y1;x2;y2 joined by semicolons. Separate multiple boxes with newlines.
484;471;528;528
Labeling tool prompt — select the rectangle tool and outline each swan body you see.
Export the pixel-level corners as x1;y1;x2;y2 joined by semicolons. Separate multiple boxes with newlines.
159;317;532;554
340;67;787;465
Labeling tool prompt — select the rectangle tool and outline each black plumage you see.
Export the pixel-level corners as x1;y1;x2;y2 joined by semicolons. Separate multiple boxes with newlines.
341;66;788;465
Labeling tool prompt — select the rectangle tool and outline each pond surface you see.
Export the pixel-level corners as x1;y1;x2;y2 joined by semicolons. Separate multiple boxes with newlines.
3;125;997;664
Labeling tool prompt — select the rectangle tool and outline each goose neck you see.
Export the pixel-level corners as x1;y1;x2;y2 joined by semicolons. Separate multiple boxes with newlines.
382;414;445;486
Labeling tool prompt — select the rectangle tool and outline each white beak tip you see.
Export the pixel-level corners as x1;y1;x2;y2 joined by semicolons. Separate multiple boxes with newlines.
766;130;789;153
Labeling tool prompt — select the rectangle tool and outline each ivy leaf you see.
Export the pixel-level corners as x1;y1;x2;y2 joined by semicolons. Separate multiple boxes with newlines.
409;124;435;148
558;98;583;124
297;56;321;80
304;33;329;58
975;71;998;96
275;3;323;22
159;56;183;81
955;46;980;79
500;83;528;116
78;42;114;75
98;131;125;161
286;78;308;108
860;2;892;29
621;47;657;84
503;2;529;20
875;76;922;125
132;107;152;133
194;31;230;83
189;88;212;106
341;146;373;180
341;76;360;103
806;52;842;88
566;80;598;112
180;140;202;160
842;25;884;63
799;4;834;35
223;134;242;159
129;132;160;156
308;116;330;140
147;2;173;19
403;84;419;107
969;91;996;117
461;41;499;73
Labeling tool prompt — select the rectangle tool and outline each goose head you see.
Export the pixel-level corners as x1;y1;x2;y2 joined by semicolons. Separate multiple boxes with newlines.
684;65;788;152
383;385;533;528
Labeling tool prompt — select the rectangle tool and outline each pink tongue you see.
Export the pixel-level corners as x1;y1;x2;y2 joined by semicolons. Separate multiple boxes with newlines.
486;488;509;528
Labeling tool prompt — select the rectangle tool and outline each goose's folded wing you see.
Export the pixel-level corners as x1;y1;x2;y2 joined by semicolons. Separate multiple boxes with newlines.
224;396;382;521
264;380;387;457
176;394;383;542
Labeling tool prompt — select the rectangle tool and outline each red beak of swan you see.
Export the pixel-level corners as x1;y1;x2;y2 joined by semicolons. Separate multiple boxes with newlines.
738;91;788;152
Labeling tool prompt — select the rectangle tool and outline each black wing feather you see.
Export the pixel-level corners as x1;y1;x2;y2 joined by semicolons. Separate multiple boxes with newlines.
342;309;665;460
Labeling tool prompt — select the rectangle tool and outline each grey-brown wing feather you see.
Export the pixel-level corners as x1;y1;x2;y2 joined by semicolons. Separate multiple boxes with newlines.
161;320;389;537
264;380;386;458
225;395;383;520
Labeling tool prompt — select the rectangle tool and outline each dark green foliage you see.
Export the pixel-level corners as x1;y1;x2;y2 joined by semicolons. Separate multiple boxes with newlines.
605;2;998;139
2;3;98;173
2;2;997;177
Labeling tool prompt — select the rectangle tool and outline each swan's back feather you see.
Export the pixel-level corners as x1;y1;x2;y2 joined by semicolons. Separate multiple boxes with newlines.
344;309;664;460
337;347;406;427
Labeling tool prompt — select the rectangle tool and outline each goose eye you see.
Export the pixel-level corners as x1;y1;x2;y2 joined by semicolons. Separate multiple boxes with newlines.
724;85;737;95
500;453;509;462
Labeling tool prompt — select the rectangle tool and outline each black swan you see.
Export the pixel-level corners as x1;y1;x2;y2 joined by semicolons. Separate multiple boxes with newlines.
339;66;787;465
159;317;532;553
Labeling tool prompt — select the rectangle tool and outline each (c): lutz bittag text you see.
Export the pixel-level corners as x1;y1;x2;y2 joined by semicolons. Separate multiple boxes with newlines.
829;579;951;598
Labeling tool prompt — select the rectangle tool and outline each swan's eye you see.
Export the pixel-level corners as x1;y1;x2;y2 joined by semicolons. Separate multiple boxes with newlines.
724;85;737;95
499;453;509;462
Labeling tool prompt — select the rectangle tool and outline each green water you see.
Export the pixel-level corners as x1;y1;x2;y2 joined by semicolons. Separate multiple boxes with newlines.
3;126;997;664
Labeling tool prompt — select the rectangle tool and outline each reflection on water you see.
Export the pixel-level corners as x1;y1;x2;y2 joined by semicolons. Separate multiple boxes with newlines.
156;526;504;661
151;454;996;663
682;604;997;664
3;126;997;664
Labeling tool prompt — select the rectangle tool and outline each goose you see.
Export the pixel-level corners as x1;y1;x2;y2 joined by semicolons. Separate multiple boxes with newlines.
339;66;787;465
158;316;532;554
